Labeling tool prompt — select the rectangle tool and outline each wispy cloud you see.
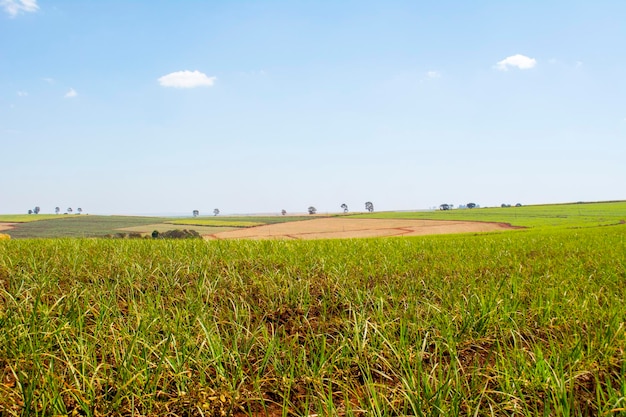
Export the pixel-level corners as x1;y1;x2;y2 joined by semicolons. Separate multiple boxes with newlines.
1;0;39;17
158;70;216;88
64;88;77;98
17;91;28;97
426;70;441;79
495;54;537;71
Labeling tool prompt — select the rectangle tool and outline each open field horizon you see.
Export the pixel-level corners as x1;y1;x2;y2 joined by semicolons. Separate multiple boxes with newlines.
4;1;626;414
1;208;625;415
4;198;626;218
1;199;625;240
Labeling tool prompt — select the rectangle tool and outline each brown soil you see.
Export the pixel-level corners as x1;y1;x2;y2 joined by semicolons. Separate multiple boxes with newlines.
205;218;515;240
0;223;16;232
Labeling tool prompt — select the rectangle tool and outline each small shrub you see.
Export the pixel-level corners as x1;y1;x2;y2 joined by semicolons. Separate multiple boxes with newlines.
104;232;145;239
159;229;201;239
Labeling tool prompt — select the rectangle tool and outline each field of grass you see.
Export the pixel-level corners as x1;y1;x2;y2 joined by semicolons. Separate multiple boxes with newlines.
1;215;322;239
1;213;625;416
352;201;626;229
0;214;73;223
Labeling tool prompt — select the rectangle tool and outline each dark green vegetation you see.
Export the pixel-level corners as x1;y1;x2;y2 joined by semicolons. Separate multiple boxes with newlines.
0;216;169;239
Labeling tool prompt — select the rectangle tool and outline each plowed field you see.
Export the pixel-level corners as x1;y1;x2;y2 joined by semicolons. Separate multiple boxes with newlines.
205;218;514;240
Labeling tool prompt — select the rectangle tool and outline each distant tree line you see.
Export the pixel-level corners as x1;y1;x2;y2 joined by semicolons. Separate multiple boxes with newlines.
439;202;523;210
191;209;220;217
28;206;84;214
306;202;373;215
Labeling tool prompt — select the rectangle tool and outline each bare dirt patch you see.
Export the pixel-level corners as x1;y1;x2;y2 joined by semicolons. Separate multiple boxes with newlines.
0;223;16;232
205;218;515;240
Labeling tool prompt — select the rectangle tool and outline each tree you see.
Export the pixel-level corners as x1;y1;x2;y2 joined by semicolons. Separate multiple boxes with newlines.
77;208;83;214
341;203;348;213
467;203;477;209
28;209;33;215
67;207;73;214
281;209;287;216
213;208;220;216
55;207;60;214
33;206;40;214
193;210;199;217
365;201;374;212
439;204;450;210
308;206;317;215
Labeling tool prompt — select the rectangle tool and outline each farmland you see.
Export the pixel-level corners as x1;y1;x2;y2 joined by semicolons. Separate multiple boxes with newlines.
0;201;625;416
353;201;626;229
0;215;316;239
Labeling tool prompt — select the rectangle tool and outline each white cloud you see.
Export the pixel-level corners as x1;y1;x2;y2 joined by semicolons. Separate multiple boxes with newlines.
64;88;77;98
426;70;441;79
1;0;39;17
495;54;537;71
17;91;28;96
158;70;216;88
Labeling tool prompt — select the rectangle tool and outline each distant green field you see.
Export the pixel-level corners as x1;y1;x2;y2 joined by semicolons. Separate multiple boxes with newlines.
0;214;319;239
351;201;626;229
0;215;169;238
0;214;72;223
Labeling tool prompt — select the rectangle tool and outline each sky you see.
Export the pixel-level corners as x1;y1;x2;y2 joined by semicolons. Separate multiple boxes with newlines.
1;0;625;215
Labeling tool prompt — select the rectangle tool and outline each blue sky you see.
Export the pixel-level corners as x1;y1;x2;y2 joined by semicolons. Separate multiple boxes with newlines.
1;0;624;215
